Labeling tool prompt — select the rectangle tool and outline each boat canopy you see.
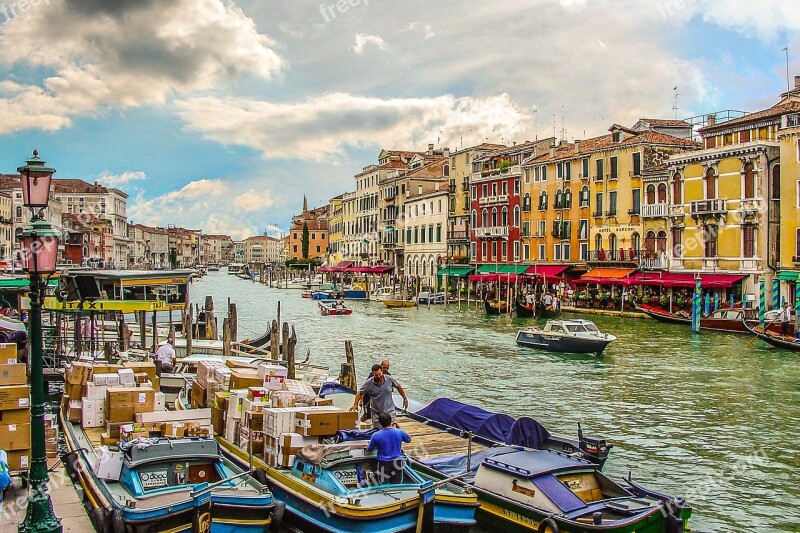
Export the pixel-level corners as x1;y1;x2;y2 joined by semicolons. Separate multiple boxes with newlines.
415;398;551;449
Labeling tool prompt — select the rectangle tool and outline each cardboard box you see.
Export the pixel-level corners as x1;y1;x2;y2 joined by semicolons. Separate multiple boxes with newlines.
67;362;92;385
123;362;157;382
224;419;239;443
117;368;136;386
81;411;105;428
0;408;30;425
105;387;155;423
226;359;256;370
191;380;207;409
257;364;288;381
213;367;231;387
205;378;220;406
92;364;123;375
0;343;17;364
242;398;265;413
64;381;83;401
67;400;82;424
155;392;166;411
295;409;358;437
93;373;121;387
0;364;26;386
81;398;104;414
0;385;30;411
133;372;149;385
226;390;248;420
197;361;226;389
105;421;126;438
0;423;30;450
100;433;118;447
271;392;296;408
243;410;264;431
93;446;123;480
229;369;262;390
313;397;333;407
86;382;108;401
5;449;29;471
211;406;224;435
135;408;211;424
150;376;160;393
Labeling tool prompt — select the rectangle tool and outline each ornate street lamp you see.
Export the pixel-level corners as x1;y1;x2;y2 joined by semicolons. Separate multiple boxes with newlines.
16;150;62;533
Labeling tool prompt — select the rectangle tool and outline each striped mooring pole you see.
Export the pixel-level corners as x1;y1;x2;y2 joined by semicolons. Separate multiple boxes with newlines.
758;276;766;327
692;276;701;333
795;281;800;326
773;278;780;310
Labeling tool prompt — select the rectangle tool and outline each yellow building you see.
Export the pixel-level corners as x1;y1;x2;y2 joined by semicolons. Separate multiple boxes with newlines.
667;98;788;300
327;194;344;265
340;191;358;263
775;79;800;304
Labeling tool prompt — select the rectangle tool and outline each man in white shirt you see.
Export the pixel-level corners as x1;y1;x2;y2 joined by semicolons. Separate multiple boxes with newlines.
154;339;176;376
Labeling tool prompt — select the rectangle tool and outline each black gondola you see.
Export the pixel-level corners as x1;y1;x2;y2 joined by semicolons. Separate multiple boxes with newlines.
514;298;536;318
484;299;508;315
539;305;562;319
743;319;800;351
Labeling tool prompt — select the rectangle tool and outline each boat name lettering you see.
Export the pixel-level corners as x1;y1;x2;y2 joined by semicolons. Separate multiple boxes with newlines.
501;508;537;526
140;470;169;488
511;479;536;498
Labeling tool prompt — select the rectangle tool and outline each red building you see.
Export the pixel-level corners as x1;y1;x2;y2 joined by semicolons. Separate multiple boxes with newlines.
470;141;553;264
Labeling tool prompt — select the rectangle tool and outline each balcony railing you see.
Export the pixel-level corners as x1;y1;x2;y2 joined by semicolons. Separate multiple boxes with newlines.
608;173;617;181
641;203;667;218
669;205;685;217
447;230;469;241
593;175;603;182
473;226;509;239
580;173;590;182
587;249;643;263
689;199;727;216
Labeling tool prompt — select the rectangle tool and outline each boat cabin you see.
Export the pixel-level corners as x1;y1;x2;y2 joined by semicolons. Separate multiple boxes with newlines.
542;320;600;335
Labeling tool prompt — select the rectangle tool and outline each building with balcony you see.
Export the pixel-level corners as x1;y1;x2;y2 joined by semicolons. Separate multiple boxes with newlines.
327;194;345;265
203;234;234;265
0;191;11;262
447;143;505;262
289;196;329;261
470;140;552;265
340;191;358;263
244;234;282;265
403;187;449;287
0;174;64;264
666;92;790;298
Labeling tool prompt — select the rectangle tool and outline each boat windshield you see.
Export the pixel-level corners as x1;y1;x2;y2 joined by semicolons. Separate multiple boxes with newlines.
565;324;587;333
583;323;600;332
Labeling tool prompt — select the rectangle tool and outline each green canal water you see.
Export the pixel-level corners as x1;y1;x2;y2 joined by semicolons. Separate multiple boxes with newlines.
191;272;799;533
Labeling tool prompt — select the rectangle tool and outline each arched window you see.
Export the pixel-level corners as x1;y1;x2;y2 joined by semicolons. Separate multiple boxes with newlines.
422;261;426;276
594;234;603;253
609;233;618;252
657;183;667;203
491;208;498;227
501;206;508;226
482;208;488;227
772;165;781;199
471;209;478;228
443;164;450;177
656;230;667;253
513;205;521;226
564;188;572;208
539;191;548;210
743;162;755;199
644;230;656;252
672;173;682;204
646;184;656;204
705;168;716;199
580;185;590;206
555;188;563;209
632;232;641;252
523;192;531;211
704;224;718;257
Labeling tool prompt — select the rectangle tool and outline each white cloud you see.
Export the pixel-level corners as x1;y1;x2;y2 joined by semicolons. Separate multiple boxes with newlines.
234;189;275;212
424;25;435;39
95;171;147;188
175;92;532;161
0;0;284;134
352;34;386;54
127;179;272;240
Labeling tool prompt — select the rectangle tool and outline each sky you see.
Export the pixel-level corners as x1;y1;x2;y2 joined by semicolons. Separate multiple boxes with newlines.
0;0;797;240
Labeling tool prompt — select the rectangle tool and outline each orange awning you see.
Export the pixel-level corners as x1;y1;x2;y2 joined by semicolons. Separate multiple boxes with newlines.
585;268;635;279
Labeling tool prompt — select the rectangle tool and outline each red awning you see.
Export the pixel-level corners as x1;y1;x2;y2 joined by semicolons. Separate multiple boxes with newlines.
369;266;394;274
523;265;570;278
626;272;747;288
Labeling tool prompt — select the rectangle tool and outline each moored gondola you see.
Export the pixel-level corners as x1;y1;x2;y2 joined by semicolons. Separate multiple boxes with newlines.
743;319;800;350
514;297;536;317
484;299;508;315
635;302;692;325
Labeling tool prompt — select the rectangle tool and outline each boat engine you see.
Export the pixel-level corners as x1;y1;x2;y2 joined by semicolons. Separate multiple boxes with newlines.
577;423;610;465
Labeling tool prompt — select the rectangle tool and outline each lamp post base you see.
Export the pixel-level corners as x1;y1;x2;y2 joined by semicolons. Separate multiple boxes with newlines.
18;485;62;533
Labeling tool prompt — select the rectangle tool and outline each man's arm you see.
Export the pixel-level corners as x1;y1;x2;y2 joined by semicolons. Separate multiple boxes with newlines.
394;383;409;410
350;391;363;411
401;430;411;443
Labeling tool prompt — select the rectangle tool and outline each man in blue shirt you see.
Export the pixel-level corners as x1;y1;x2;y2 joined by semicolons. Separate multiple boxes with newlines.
368;412;411;484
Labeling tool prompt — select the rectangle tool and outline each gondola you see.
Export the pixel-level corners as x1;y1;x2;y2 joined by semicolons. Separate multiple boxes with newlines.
539;305;562;319
635;302;692;325
514;298;536;318
484;299;508;315
743;319;800;351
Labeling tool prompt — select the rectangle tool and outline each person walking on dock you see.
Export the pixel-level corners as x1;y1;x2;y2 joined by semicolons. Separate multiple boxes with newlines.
361;360;392;422
351;363;408;428
154;339;176;376
368;412;410;484
779;302;792;336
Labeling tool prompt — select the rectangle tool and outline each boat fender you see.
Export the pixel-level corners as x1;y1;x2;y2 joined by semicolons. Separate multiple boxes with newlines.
89;507;108;533
665;513;683;533
62;451;81;483
268;501;286;532
252;468;269;486
111;509;125;533
537;517;560;533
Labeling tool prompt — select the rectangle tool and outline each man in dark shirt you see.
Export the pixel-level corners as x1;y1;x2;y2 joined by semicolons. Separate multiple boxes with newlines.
368;412;411;484
352;364;408;428
362;361;392;421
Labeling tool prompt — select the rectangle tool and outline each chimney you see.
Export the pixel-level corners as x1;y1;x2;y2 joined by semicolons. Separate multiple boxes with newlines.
443;147;450;158
549;147;556;157
427;143;434;155
795;75;800;89
706;114;716;127
435;182;440;191
574;139;581;153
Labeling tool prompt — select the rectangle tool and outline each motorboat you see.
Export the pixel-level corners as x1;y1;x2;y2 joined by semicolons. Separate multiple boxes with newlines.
319;300;352;315
516;319;617;355
701;307;781;334
227;263;246;275
415;291;446;304
414;447;690;533
217;439;478;533
61;411;283;532
383;299;417;308
370;286;401;301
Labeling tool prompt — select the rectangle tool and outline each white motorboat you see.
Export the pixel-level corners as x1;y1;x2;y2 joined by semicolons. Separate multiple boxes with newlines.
516;319;617;355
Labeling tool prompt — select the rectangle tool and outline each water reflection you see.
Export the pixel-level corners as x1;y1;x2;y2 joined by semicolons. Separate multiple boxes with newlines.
192;272;800;532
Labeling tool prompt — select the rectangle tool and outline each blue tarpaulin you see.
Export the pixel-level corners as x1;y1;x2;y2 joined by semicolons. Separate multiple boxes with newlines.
415;398;514;443
508;417;551;450
333;428;378;443
421;446;520;479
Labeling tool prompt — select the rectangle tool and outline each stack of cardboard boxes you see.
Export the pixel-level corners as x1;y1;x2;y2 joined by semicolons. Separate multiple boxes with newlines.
202;360;360;469
0;343;30;471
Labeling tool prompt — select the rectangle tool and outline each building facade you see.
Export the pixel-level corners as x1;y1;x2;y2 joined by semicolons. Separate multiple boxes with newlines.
403;187;449;287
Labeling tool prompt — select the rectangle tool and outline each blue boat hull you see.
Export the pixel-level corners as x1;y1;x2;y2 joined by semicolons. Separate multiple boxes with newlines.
343;289;369;299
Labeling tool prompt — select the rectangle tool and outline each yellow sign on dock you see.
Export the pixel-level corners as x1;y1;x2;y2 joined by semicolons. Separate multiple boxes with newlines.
43;298;169;312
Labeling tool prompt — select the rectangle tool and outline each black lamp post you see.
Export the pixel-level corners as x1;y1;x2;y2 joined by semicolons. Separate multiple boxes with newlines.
16;150;62;533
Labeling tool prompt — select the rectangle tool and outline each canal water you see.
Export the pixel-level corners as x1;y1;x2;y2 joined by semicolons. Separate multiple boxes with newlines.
191;271;799;533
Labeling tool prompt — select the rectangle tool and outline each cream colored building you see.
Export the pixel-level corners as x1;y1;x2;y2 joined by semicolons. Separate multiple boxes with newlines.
0;190;11;261
403;187;449;287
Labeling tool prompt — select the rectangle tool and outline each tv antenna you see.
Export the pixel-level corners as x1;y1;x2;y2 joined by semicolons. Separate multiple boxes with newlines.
672;87;680;119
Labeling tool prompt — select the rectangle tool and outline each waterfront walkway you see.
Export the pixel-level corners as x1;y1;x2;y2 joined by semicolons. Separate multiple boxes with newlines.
0;463;92;531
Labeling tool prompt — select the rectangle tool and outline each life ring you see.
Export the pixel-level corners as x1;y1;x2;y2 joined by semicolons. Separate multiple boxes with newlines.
537;517;560;533
269;501;286;532
111;509;125;533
